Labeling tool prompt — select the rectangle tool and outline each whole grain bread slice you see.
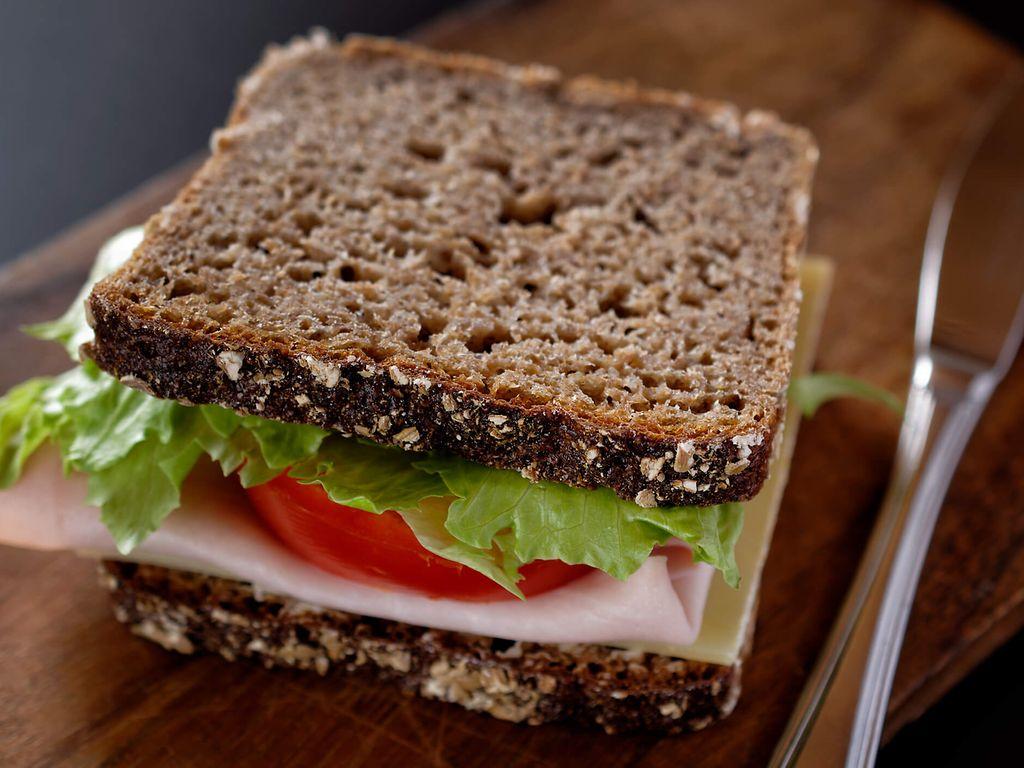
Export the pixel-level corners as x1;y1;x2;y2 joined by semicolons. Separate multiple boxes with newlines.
102;560;741;734
85;33;817;507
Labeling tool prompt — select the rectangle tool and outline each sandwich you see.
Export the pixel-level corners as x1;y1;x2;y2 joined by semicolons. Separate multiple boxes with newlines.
0;33;831;733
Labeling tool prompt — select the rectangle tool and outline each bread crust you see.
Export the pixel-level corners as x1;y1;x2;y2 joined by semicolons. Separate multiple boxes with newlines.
101;560;741;734
84;296;776;506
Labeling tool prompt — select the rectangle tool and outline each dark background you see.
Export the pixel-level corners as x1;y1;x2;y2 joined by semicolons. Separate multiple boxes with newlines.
0;0;459;261
0;1;1021;764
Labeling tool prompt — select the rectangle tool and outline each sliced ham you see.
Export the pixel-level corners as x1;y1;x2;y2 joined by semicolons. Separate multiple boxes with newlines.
0;448;713;646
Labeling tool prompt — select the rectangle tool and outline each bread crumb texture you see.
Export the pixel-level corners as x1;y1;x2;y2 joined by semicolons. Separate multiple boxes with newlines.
94;34;815;444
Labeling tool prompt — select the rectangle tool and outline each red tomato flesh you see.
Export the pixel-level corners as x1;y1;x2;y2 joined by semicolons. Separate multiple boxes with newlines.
245;473;590;602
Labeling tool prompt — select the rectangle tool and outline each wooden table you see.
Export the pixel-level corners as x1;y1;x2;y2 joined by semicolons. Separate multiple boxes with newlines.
2;0;1022;765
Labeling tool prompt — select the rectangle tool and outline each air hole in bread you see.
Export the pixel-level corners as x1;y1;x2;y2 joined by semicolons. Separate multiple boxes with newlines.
689;398;713;414
140;263;165;281
633;207;660;234
293;210;323;236
714;162;741;179
594;335;620;355
206;231;238;248
590;146;621;167
730;143;752;160
598;285;639;319
698;264;728;292
556;325;581;344
343;197;372;214
383;179;427;200
664;374;693;392
722;393;744;411
466;233;493;259
466;325;511;354
169;277;202;298
384;235;410;258
207;252;237;270
286;262;325;283
469;151;512;177
680;293;704;309
420;313;447;339
580;380;606;405
500;190;556;226
406;137;445;161
358;264;384;282
426;249;467;281
308;327;335;341
408;327;432;351
208;304;234;324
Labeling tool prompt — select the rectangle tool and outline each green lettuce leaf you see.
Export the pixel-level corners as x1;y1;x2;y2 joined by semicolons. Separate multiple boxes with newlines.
88;420;205;552
289;437;449;513
0;363;209;552
394;499;525;598
193;406;328;487
49;363;180;471
0;378;51;487
789;372;903;418
414;455;743;588
245;416;328;471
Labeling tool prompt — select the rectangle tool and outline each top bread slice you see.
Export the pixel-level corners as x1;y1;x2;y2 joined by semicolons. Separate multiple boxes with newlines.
85;33;817;508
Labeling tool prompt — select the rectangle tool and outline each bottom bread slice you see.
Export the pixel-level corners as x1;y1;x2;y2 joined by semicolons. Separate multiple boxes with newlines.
100;560;741;734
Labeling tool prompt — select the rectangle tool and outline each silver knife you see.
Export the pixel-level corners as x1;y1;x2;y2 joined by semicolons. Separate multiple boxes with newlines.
771;75;1024;767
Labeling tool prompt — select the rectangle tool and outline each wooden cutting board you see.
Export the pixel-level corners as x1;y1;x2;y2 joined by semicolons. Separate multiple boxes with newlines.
2;1;1023;765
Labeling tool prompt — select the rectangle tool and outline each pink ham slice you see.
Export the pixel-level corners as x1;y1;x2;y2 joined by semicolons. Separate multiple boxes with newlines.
0;448;714;646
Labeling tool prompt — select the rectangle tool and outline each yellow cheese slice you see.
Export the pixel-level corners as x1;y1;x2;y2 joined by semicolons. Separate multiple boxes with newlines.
616;258;833;665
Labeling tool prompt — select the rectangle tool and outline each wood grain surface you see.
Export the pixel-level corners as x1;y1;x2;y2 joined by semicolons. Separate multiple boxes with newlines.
2;0;1023;765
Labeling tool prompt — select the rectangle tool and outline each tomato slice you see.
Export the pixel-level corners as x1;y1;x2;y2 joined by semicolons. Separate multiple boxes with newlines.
244;473;590;602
